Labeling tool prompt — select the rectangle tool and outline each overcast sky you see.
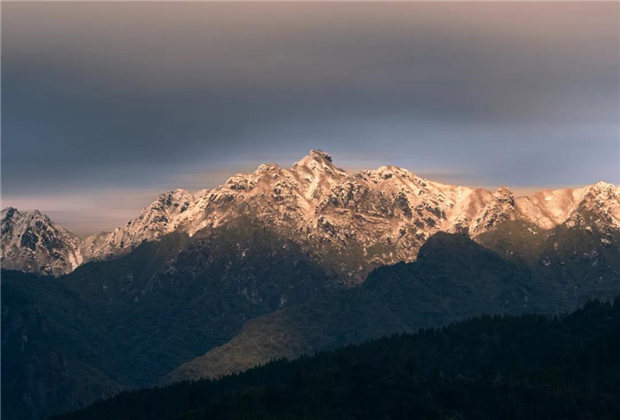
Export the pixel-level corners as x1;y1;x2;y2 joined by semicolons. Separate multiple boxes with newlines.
2;2;619;236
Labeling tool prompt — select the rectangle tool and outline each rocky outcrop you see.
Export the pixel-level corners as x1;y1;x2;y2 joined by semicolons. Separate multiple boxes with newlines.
1;208;83;276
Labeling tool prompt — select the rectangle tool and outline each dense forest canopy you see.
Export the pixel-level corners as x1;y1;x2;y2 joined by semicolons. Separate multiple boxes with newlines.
56;298;620;420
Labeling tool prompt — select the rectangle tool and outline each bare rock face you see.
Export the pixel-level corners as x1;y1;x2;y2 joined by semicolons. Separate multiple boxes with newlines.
2;151;619;279
1;208;83;276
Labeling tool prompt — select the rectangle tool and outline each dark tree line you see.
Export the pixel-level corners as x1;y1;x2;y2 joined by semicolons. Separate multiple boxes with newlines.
56;297;620;420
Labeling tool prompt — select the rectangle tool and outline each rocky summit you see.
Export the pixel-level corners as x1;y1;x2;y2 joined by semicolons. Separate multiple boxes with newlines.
1;207;84;276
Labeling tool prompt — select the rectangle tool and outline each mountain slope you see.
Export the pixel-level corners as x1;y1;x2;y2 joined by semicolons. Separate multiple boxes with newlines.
167;227;620;383
55;298;620;420
1;270;124;420
4;227;619;420
1;208;84;276
82;189;197;261
1;218;336;420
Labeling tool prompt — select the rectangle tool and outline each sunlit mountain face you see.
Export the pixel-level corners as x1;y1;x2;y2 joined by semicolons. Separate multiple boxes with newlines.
2;2;619;420
3;150;619;281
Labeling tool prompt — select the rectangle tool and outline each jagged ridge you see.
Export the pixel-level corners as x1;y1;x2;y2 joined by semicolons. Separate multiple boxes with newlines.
2;150;619;277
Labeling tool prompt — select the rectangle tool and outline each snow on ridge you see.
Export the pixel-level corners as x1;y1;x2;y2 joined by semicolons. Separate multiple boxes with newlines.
1;207;84;275
2;150;618;276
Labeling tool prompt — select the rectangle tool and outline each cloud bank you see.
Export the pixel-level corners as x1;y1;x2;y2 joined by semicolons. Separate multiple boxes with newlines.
2;2;618;235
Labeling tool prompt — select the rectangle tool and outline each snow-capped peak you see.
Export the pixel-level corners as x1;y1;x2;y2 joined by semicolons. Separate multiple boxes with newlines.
588;181;618;199
294;149;333;166
292;150;346;176
1;207;83;275
494;187;515;206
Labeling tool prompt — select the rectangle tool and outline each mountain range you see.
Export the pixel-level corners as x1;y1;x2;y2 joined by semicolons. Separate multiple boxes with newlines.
3;150;619;280
2;150;619;420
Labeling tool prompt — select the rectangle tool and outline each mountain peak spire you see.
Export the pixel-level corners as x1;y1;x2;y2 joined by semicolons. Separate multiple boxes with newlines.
309;149;332;162
292;150;339;174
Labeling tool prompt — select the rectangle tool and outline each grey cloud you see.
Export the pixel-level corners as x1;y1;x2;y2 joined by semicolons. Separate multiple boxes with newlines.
2;2;618;234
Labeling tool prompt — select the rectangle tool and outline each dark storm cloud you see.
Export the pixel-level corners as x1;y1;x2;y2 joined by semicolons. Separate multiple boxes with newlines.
2;2;619;235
